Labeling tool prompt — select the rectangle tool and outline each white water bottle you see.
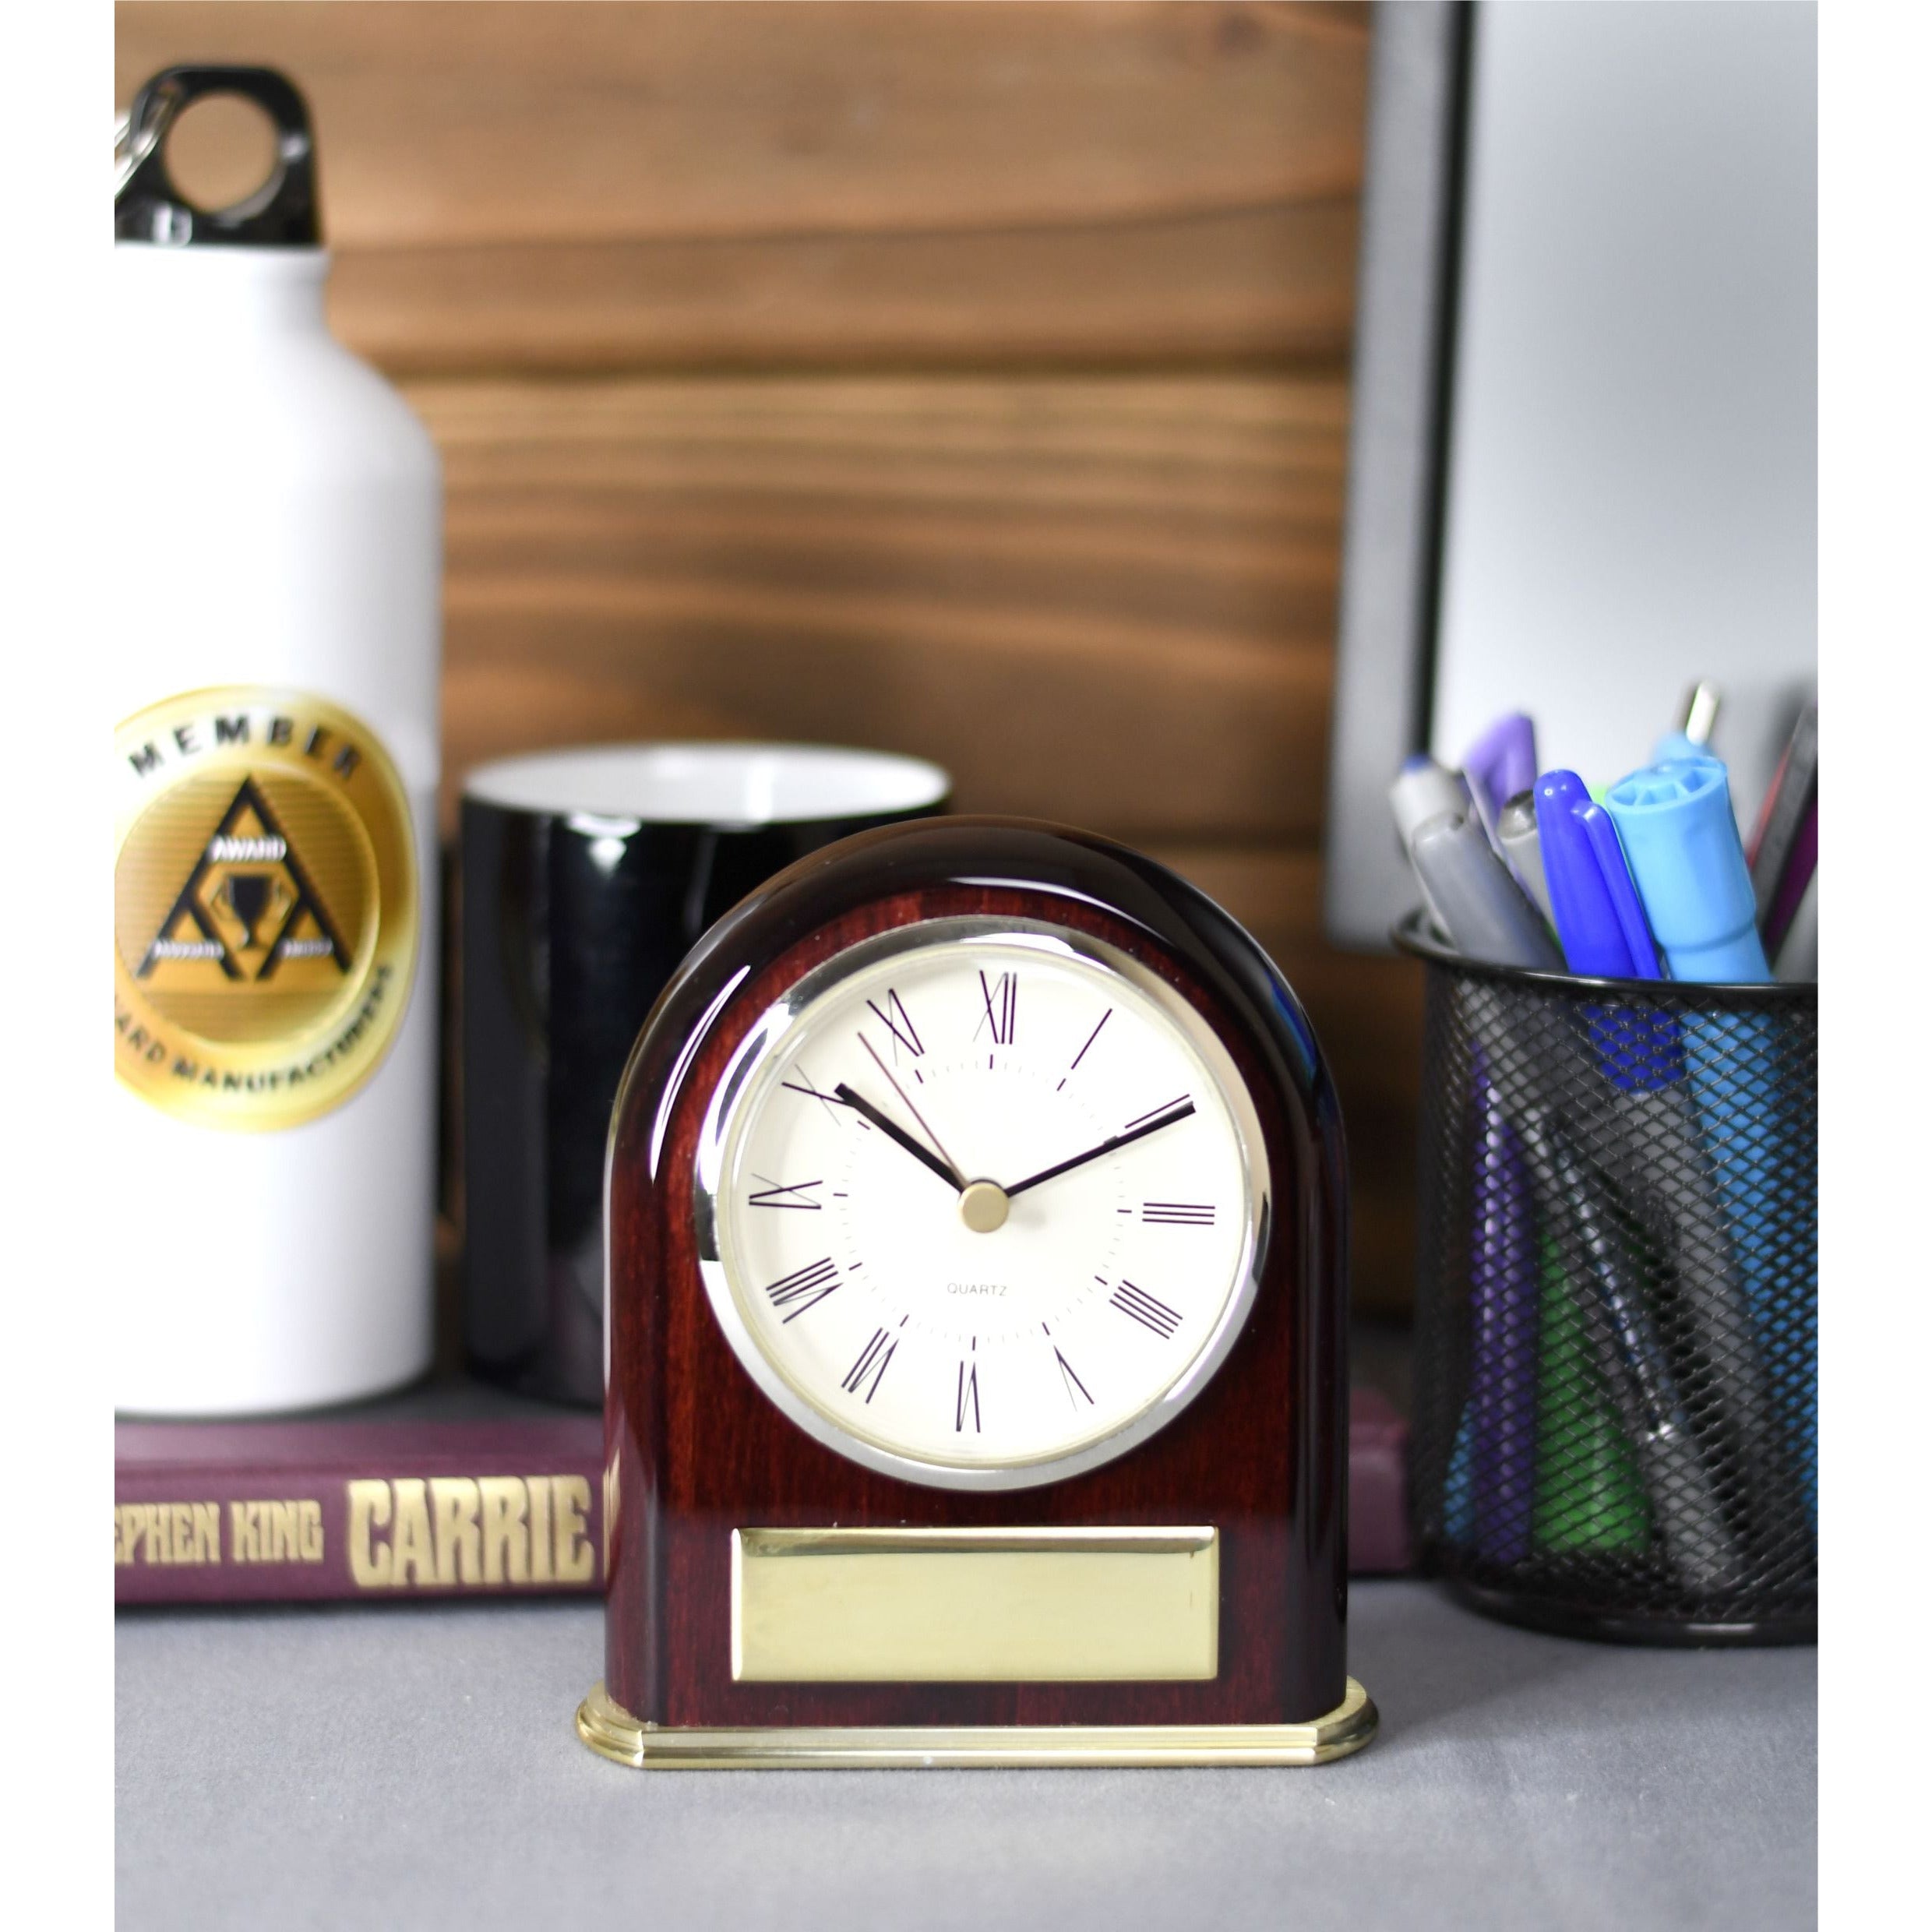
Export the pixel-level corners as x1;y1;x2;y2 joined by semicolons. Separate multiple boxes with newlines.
111;68;442;1413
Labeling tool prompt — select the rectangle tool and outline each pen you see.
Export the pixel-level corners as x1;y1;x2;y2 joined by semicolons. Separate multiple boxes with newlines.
1747;700;1818;937
1653;680;1722;766
1530;765;1743;1415
1775;871;1817;983
1606;754;1807;1523
1572;1012;1782;1542
1459;906;1768;1563
1606;756;1768;982
1463;712;1539;834
1524;767;1743;1558
1515;1108;1740;1593
1531;1231;1648;1557
1410;809;1565;971
1761;794;1817;960
1746;715;1819;1509
1495;790;1555;924
1399;791;1548;1560
1412;761;1786;1557
1451;975;1718;1566
1534;770;1662;978
1468;1050;1536;1563
1532;760;1750;1429
1390;755;1473;938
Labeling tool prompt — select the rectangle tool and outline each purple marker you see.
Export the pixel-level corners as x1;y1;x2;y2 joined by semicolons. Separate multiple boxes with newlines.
1463;713;1539;827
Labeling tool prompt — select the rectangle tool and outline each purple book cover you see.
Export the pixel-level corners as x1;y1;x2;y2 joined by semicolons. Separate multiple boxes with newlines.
115;1412;608;1606
117;1391;1409;1606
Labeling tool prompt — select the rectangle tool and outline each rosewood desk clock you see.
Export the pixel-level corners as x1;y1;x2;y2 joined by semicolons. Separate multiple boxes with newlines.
580;819;1376;1768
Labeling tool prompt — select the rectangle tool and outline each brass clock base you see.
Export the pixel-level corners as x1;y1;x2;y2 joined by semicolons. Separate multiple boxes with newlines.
576;1678;1377;1769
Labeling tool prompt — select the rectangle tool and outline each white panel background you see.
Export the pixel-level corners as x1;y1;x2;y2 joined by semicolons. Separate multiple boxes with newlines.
1430;1;1817;825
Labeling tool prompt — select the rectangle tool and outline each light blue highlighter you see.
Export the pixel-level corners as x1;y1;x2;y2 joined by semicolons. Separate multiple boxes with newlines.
1602;757;1769;983
1606;755;1812;1519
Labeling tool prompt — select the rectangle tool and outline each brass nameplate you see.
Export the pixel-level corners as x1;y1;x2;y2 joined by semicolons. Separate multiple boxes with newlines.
731;1526;1219;1682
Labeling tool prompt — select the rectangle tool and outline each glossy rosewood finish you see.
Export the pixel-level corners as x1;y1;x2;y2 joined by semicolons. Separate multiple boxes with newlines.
604;819;1349;1728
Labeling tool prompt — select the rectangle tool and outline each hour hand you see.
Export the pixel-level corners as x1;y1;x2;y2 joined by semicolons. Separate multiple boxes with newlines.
833;1084;964;1192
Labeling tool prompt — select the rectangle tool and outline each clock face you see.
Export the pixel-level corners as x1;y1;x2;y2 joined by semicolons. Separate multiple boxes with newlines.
695;917;1270;1490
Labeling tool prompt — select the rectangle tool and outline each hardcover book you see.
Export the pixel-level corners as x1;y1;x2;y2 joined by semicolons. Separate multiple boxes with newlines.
115;1383;1408;1606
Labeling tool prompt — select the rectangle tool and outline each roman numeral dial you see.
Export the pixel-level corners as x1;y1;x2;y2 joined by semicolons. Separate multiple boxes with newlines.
842;1324;901;1401
707;922;1264;1487
1052;1345;1094;1409
866;989;924;1061
955;1359;982;1433
1142;1201;1215;1226
975;970;1017;1046
763;1257;841;1320
749;1176;823;1211
1110;1281;1182;1338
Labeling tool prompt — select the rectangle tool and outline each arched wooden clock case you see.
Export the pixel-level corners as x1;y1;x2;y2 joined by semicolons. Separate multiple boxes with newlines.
580;818;1377;1768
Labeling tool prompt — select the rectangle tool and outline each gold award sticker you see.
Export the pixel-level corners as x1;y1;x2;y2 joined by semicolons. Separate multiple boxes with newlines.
114;686;419;1130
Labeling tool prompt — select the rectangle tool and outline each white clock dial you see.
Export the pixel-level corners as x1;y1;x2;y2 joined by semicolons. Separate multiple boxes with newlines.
695;918;1270;1490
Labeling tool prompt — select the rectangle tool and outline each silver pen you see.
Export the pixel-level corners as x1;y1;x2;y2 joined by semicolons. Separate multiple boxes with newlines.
1515;1107;1740;1593
1496;789;1555;925
1460;979;1783;1548
1410;809;1564;972
1390;756;1473;940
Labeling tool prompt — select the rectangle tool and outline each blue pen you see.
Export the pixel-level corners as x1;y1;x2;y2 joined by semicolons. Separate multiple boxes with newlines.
1603;757;1769;982
1534;764;1778;1559
1606;756;1810;1521
1535;770;1662;978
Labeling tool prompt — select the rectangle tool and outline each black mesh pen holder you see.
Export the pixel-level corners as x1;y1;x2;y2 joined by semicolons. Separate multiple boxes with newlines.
1397;911;1817;1645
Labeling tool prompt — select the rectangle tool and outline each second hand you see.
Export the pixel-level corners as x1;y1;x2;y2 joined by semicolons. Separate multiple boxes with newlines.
858;1032;968;1184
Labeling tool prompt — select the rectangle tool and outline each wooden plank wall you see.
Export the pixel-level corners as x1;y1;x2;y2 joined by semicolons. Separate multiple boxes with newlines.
116;2;1423;1316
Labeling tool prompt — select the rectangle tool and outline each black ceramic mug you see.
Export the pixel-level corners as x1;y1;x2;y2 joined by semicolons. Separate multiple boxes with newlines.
460;742;951;1403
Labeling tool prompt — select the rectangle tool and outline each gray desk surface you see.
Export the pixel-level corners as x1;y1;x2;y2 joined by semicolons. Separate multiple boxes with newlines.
117;1581;1814;1931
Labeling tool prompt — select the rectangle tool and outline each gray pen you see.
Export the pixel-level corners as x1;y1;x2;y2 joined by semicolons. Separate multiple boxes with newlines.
1410;809;1565;971
1460;978;1785;1547
1579;1021;1786;1540
1496;789;1555;923
1390;757;1473;937
1408;774;1778;1544
1516;1107;1740;1593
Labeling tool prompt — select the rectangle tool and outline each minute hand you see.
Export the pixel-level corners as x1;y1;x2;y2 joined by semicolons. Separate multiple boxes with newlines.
1003;1101;1197;1200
